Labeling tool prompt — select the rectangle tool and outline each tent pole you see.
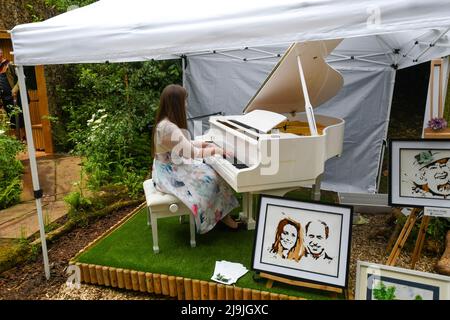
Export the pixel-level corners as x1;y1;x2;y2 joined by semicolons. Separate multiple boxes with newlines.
15;65;50;280
182;55;186;87
376;69;397;193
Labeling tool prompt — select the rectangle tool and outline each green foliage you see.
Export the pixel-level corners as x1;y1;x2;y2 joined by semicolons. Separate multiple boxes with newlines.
64;191;92;212
54;60;181;198
41;0;183;199
0;241;33;273
373;281;396;300
426;217;450;242
396;213;449;252
0;116;25;209
64;191;103;227
25;3;44;22
44;0;96;12
414;294;423;300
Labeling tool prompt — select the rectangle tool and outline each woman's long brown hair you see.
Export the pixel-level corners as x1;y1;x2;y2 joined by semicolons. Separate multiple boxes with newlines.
151;84;188;157
270;218;305;262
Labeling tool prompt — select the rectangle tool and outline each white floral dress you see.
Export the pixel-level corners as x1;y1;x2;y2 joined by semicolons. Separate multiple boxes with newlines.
152;119;239;234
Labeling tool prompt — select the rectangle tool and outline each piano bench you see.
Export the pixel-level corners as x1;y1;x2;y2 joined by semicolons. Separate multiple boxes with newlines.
143;179;196;254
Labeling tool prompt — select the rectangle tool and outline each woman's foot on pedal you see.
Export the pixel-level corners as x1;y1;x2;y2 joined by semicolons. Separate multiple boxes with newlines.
220;215;239;229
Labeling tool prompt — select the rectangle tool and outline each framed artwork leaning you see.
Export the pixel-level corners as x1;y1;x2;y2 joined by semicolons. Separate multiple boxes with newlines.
389;139;450;208
251;195;353;288
355;261;450;300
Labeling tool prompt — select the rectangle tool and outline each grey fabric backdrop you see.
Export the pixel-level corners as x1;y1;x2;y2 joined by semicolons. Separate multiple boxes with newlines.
185;47;395;193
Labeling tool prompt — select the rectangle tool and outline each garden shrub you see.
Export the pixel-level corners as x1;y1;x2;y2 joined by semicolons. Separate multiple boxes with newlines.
52;60;181;203
0;115;25;209
396;213;450;253
42;0;182;202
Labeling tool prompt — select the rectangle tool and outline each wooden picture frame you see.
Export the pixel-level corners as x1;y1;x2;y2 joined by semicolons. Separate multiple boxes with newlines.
356;261;450;300
389;139;450;208
251;195;353;289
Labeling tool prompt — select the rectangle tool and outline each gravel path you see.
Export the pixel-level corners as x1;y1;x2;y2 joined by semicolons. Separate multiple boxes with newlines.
348;213;440;298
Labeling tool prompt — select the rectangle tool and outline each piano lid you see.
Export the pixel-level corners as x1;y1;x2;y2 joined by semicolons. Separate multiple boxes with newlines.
243;40;343;114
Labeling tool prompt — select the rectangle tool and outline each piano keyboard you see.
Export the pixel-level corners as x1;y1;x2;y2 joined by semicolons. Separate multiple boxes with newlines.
225;155;249;169
205;155;248;170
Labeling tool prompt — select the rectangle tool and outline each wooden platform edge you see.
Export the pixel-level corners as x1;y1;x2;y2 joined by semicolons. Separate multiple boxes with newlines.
69;261;306;300
68;201;147;265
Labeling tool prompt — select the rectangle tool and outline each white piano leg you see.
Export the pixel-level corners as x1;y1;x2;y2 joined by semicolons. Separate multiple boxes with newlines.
312;174;322;201
239;193;256;230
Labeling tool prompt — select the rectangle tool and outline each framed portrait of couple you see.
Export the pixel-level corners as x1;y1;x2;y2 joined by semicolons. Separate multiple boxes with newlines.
389;139;450;208
252;195;353;288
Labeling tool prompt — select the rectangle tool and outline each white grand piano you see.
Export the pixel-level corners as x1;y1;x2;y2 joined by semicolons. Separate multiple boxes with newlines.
198;40;345;229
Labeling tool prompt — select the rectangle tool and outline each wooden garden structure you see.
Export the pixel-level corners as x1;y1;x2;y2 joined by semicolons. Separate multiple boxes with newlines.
0;30;53;154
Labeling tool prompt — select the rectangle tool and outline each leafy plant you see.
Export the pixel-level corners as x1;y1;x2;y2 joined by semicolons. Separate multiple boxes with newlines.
25;3;44;22
40;0;183;199
0;114;25;209
426;217;450;245
53;60;181;199
64;191;92;212
373;281;396;300
44;0;96;12
395;213;449;253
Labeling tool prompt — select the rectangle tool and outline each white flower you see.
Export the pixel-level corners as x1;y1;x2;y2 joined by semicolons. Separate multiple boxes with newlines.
94;119;102;124
0;129;5;135
100;114;107;119
98;109;105;113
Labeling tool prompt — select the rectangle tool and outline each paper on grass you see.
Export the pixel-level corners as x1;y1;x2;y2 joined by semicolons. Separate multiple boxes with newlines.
211;260;248;285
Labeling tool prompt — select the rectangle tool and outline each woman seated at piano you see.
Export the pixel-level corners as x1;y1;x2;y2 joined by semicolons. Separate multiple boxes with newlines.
152;84;240;234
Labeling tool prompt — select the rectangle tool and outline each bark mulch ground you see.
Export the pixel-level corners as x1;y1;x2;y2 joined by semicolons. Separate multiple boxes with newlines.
0;204;152;300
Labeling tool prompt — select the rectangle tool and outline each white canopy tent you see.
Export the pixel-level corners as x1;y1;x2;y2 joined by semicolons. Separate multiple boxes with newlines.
9;0;450;279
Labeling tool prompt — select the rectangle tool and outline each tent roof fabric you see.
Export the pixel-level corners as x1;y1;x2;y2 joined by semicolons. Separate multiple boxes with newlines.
10;0;450;66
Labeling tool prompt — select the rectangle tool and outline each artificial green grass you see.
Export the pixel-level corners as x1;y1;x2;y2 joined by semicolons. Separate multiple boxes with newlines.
76;189;340;299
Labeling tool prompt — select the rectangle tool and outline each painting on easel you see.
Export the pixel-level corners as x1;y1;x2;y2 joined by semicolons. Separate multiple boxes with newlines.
252;195;353;288
356;261;450;300
389;139;450;208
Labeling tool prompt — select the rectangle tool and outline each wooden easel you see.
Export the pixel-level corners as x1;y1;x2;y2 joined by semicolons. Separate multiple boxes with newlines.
386;208;431;268
260;272;348;299
388;67;449;265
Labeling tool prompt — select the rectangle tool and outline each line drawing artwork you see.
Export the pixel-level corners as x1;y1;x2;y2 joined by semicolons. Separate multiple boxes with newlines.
400;149;450;199
254;197;352;287
269;216;305;262
261;208;341;277
303;220;334;263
